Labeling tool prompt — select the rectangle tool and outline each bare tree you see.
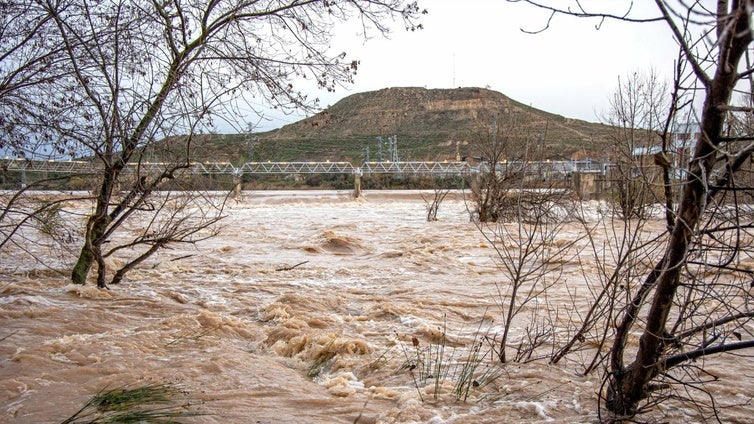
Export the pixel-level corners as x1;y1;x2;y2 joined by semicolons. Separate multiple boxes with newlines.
511;1;754;419
477;187;583;363
468;111;584;363
468;111;545;223
549;71;683;373
0;1;425;287
421;183;451;221
603;70;672;220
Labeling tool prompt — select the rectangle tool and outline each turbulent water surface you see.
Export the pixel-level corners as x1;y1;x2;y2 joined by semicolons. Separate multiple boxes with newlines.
1;190;752;423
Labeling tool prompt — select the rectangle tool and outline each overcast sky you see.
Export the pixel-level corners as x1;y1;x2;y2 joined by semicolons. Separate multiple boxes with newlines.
244;1;679;132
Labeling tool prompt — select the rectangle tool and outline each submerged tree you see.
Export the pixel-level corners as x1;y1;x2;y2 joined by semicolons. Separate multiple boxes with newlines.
468;110;581;363
511;0;754;420
0;0;424;287
468;111;549;223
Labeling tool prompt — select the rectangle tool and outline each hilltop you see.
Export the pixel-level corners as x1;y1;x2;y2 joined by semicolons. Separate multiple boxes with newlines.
192;87;615;163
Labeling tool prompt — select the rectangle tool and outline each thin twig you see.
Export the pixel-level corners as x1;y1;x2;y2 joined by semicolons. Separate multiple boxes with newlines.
170;254;194;262
0;331;18;343
275;261;309;271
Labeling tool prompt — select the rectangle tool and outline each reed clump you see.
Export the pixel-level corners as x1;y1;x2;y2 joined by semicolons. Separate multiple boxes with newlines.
397;319;506;402
61;383;202;423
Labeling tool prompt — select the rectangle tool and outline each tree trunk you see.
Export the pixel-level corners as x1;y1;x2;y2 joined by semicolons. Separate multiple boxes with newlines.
605;2;752;416
70;208;111;287
70;168;117;286
70;235;95;285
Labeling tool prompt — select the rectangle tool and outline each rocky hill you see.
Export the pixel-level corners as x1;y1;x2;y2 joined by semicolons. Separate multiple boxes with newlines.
196;87;616;163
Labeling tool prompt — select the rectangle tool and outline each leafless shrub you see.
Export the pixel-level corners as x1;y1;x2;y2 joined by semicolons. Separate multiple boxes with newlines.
477;187;584;363
421;183;452;221
550;206;665;374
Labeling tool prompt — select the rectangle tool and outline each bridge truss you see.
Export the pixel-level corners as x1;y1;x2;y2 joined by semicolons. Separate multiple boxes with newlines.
1;158;607;177
2;158;474;176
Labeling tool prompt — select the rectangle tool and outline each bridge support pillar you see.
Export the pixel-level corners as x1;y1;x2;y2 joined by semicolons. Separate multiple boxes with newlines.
232;172;242;199
353;168;362;198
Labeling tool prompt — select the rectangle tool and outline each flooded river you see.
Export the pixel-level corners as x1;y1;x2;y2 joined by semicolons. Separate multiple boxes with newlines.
1;190;751;423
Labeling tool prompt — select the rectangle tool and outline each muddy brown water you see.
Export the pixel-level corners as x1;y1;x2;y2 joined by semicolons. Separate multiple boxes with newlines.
1;190;751;423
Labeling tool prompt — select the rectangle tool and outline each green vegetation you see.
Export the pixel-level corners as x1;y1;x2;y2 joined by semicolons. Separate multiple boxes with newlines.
61;383;202;424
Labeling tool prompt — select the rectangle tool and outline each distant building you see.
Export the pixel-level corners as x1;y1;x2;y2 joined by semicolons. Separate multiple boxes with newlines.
669;122;699;179
631;122;699;179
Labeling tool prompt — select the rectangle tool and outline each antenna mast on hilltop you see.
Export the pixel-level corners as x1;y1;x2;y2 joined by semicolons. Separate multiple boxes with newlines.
452;53;456;87
245;121;258;161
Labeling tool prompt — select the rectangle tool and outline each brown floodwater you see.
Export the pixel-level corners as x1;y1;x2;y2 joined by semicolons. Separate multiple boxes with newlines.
1;190;752;423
